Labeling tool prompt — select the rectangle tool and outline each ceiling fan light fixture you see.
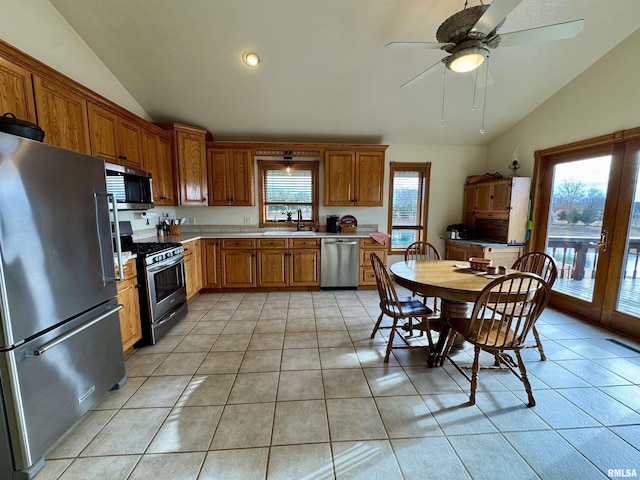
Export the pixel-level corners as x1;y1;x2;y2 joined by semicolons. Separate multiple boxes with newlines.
446;47;489;73
242;51;260;67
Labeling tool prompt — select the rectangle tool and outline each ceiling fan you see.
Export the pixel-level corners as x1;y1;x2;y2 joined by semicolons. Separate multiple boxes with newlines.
387;0;584;88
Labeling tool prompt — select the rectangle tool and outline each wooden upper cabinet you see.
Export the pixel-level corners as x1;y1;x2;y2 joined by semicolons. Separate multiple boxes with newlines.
156;123;208;206
0;57;36;123
88;102;143;169
324;151;355;206
324;148;385;206
355;151;384;206
142;129;177;206
207;147;254;206
32;75;90;154
87;102;117;162
117;117;143;169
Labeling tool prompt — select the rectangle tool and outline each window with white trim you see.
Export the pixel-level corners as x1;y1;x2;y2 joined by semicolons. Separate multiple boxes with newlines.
258;160;319;227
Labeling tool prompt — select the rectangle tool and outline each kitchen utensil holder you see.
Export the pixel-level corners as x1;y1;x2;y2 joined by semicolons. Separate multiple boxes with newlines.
169;224;181;235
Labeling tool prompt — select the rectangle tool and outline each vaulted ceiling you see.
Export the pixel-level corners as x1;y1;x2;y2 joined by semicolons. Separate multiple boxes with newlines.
50;0;640;146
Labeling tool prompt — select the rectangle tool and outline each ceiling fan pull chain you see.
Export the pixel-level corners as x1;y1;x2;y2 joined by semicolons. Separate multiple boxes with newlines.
480;57;489;134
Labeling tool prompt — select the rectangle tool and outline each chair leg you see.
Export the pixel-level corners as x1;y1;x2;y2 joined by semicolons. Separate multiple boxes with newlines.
384;317;399;363
515;349;536;407
531;326;547;361
440;329;457;367
370;312;384;339
469;345;481;405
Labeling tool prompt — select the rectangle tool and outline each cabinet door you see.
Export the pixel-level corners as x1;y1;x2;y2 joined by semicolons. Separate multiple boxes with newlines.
220;250;256;288
257;250;288;287
474;182;493;215
290;249;320;287
0;57;37;123
193;239;203;292
157;134;177;205
355;151;384;206
33;75;90;153
202;240;221;288
117;277;141;352
88;102;118;163
183;240;202;300
117;118;143;169
176;130;207;205
184;253;196;300
490;180;512;217
324;151;355;205
207;149;231;205
463;184;476;227
229;148;254;205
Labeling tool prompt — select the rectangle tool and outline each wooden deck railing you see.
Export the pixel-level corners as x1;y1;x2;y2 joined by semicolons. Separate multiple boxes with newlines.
547;236;640;281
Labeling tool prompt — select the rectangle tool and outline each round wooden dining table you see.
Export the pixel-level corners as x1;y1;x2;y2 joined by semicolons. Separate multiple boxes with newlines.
389;259;514;366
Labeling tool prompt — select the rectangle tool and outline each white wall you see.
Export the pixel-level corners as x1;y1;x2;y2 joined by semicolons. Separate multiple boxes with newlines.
0;0;149;119
486;28;640;176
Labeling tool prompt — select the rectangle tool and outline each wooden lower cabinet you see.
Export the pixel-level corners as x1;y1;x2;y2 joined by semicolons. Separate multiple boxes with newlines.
183;239;202;300
257;238;288;288
202;239;221;289
444;239;524;267
289;238;320;287
116;259;141;354
359;237;387;287
220;238;257;288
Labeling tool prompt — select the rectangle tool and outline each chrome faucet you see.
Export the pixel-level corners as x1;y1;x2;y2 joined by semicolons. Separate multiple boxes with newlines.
296;208;303;231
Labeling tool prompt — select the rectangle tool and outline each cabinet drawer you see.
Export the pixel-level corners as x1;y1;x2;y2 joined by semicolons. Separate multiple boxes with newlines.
182;240;196;256
290;238;320;248
360;237;386;248
257;238;288;249
360;248;387;266
359;266;377;286
117;258;136;281
221;238;256;249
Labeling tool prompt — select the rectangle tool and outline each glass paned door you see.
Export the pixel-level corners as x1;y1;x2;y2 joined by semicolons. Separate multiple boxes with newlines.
535;139;640;334
617;165;640;316
545;155;612;302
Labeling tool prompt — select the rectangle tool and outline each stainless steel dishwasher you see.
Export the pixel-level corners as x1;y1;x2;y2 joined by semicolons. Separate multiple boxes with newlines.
320;238;360;288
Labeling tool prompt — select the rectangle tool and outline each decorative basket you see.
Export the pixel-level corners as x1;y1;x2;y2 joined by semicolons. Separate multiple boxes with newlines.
469;257;492;271
340;225;357;233
168;224;181;235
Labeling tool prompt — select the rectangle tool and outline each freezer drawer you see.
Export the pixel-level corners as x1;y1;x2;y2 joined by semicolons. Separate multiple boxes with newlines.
0;300;125;475
320;238;360;288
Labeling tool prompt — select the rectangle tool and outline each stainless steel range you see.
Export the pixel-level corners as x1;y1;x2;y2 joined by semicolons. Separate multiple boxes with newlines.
117;223;187;345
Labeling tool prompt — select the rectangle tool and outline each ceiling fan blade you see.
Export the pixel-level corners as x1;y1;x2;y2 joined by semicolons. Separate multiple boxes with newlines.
385;41;453;50
400;60;443;88
470;0;523;38
497;19;585;47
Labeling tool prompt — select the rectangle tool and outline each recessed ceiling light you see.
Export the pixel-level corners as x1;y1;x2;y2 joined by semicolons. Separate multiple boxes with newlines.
242;52;260;67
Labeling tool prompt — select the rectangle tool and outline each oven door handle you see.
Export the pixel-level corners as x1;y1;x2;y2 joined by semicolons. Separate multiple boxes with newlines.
147;254;184;273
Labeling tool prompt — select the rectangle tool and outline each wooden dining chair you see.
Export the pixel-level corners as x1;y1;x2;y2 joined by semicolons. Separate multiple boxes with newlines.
369;253;434;362
511;251;558;361
442;272;550;407
404;241;442;321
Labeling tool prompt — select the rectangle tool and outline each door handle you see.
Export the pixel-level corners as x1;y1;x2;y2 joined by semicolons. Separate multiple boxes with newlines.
597;229;608;252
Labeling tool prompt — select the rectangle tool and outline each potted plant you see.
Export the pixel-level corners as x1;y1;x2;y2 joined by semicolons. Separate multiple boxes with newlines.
285;210;293;222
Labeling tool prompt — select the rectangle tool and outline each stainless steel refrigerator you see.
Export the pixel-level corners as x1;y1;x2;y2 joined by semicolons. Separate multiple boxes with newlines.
0;132;126;479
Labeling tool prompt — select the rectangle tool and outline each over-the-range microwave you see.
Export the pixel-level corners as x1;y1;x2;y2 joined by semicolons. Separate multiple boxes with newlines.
105;162;154;210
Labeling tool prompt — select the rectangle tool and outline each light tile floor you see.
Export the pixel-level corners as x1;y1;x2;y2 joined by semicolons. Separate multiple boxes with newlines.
35;289;640;479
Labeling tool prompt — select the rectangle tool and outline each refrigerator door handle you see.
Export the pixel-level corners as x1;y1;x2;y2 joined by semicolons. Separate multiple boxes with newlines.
95;193;123;282
27;304;123;357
